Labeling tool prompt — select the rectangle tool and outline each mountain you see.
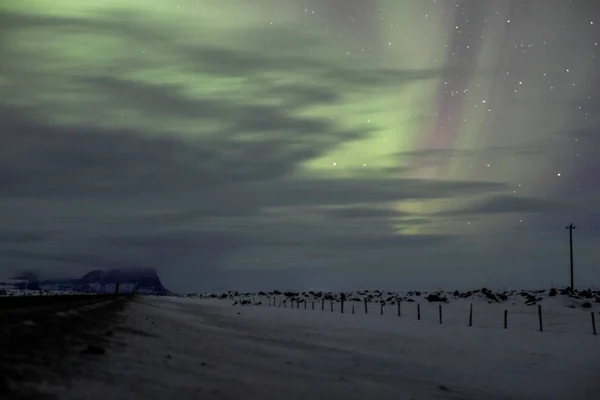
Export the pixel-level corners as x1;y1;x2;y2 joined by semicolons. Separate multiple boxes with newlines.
3;268;171;295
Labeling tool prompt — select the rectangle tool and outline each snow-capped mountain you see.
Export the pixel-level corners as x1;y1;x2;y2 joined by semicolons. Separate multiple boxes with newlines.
2;268;171;295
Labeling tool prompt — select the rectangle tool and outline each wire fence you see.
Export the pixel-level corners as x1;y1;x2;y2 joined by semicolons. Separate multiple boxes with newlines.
218;293;599;336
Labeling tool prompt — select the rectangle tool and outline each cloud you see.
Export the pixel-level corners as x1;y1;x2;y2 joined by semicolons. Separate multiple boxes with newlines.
438;195;567;216
319;206;411;219
396;146;544;169
0;231;46;244
3;0;598;292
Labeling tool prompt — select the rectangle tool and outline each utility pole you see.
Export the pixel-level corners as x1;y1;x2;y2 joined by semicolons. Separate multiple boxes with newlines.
565;223;576;291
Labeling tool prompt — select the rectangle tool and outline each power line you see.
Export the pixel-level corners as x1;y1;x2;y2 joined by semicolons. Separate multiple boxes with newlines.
565;223;576;290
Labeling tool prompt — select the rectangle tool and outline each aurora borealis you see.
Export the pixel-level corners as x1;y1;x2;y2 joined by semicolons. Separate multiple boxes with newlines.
0;0;599;292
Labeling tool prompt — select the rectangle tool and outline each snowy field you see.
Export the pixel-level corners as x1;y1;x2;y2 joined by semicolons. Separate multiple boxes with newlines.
56;293;600;400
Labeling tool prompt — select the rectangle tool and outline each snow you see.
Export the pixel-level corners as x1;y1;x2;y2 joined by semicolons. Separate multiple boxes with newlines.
55;292;600;400
0;289;83;296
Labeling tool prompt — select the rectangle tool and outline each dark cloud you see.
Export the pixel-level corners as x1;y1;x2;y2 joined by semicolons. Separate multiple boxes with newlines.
439;195;567;216
0;232;47;244
320;206;411;219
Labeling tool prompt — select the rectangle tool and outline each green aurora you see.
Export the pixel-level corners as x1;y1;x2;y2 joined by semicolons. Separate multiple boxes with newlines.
1;0;599;290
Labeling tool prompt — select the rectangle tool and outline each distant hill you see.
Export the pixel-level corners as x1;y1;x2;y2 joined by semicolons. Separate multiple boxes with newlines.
3;268;171;295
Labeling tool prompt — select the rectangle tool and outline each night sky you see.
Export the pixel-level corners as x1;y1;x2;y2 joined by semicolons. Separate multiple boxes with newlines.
1;0;599;292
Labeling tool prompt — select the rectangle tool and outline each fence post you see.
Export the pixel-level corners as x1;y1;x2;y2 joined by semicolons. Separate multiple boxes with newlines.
284;300;287;308
364;298;368;314
417;303;421;320
304;300;307;310
331;301;334;312
380;303;384;315
321;298;325;311
538;304;543;332
352;304;355;314
468;303;473;327
291;299;294;309
439;304;442;324
312;301;314;310
592;312;597;336
341;298;344;314
504;309;508;329
397;301;401;317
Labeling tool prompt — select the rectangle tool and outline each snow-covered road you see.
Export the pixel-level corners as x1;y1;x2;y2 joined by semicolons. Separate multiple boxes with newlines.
58;296;600;400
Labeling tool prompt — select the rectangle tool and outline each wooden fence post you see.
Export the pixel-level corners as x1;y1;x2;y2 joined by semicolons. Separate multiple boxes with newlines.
380;303;384;315
538;304;543;332
364;298;368;314
417;303;421;320
504;309;508;329
321;298;325;311
468;303;473;327
330;301;334;312
352;304;355;314
439;304;443;324
592;312;597;336
304;300;307;310
341;298;344;314
312;301;314;310
397;301;402;317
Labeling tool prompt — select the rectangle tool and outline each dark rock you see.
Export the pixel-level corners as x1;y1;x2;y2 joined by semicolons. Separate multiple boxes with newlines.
582;302;592;308
82;344;106;355
559;288;573;296
524;293;537;305
426;294;447;303
483;291;499;302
